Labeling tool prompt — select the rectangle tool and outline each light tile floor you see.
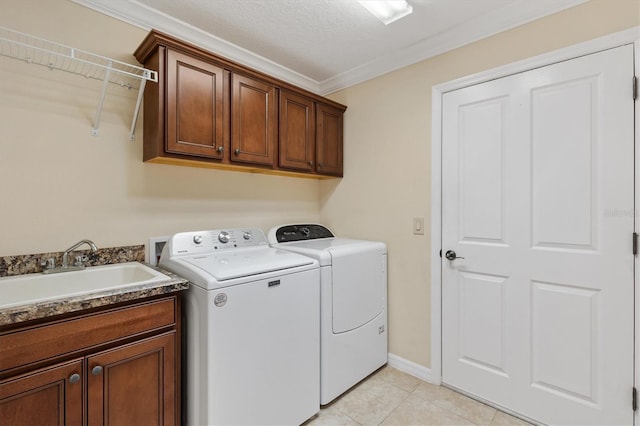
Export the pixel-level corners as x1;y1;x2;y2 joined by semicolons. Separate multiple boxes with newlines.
306;366;533;426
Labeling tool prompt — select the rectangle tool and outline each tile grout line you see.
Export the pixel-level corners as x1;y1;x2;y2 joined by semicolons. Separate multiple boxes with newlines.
376;379;415;425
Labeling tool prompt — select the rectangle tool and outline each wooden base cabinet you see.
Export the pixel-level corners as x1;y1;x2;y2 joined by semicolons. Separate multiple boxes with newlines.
0;359;84;426
87;332;175;426
135;30;346;178
0;295;181;426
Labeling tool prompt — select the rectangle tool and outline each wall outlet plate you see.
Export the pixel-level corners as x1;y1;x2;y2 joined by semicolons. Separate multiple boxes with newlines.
147;236;170;266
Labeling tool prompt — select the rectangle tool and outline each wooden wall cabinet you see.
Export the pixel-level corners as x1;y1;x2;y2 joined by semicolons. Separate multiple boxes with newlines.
316;102;344;176
0;295;180;426
134;30;346;178
166;48;228;160
231;73;277;166
279;89;315;173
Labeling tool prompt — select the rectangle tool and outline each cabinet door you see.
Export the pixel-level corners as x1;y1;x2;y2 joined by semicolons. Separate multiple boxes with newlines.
0;359;83;426
167;49;228;159
87;332;176;426
231;74;277;166
316;103;344;176
279;90;315;172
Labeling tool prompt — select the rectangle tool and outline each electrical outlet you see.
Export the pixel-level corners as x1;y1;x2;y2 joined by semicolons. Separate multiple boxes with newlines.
147;236;170;266
413;217;424;235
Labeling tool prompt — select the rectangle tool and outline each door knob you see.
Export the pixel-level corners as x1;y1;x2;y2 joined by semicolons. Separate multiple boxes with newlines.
445;250;464;261
234;148;241;155
69;373;81;384
92;366;103;376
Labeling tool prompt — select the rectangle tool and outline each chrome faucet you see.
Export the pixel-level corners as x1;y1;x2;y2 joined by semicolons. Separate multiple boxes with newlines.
42;239;98;274
62;239;98;268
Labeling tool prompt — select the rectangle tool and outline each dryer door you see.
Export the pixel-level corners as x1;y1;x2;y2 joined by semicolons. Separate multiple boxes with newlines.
330;244;386;333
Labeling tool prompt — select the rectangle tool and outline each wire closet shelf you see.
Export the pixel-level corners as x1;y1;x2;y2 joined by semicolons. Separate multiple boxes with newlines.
0;26;158;139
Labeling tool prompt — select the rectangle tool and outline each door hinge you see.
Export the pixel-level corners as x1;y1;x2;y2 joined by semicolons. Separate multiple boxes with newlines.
634;233;638;256
634;76;638;100
633;387;637;411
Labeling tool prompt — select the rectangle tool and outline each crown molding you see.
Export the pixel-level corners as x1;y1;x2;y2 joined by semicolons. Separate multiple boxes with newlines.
73;0;588;96
318;0;588;94
71;0;321;93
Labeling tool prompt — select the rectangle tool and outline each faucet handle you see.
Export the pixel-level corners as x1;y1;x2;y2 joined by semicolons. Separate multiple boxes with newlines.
74;255;89;267
40;258;56;270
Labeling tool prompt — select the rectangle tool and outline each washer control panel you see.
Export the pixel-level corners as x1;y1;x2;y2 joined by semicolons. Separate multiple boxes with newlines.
167;228;267;256
274;224;334;243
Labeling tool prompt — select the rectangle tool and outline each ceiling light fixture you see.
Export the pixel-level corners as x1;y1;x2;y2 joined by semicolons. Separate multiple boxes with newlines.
358;0;413;25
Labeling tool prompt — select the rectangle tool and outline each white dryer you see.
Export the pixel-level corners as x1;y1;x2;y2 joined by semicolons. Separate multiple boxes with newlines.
268;224;387;404
160;228;320;425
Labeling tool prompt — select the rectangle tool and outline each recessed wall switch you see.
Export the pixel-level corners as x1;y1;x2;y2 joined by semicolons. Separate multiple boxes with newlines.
413;217;424;235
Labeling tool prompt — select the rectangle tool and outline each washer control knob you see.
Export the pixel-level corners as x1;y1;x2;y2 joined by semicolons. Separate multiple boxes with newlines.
243;231;252;240
218;231;230;244
193;235;203;244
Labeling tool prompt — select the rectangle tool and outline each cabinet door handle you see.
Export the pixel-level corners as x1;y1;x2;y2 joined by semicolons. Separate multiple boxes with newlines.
234;149;241;155
69;373;81;384
216;146;224;153
308;161;314;167
92;365;103;376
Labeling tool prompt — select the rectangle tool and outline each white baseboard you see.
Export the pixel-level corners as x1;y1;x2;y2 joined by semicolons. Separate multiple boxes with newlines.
387;353;433;383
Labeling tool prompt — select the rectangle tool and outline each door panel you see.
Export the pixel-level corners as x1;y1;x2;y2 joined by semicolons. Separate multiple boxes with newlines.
87;332;176;426
458;271;507;375
316;103;344;176
166;49;227;159
279;90;315;172
442;45;634;425
531;281;599;403
531;77;598;250
0;359;83;426
459;97;508;244
231;74;276;166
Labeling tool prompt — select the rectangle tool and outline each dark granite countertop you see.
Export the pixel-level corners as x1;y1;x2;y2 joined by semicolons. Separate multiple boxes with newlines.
0;265;189;326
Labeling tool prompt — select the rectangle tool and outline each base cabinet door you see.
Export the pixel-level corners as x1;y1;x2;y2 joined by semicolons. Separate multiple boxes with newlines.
87;332;176;426
0;359;84;426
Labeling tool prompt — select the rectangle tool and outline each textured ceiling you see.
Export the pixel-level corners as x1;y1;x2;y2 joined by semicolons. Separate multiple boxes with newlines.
73;0;588;94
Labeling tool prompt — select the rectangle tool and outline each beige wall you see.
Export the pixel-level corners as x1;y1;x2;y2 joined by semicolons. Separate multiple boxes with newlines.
0;0;320;256
322;0;640;369
2;0;639;371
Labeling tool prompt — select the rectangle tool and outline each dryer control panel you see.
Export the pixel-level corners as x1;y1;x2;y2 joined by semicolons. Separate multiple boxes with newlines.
274;224;334;243
165;228;268;256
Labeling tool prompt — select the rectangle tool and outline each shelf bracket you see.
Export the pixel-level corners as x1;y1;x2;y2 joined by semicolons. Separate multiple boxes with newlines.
129;74;148;141
91;60;112;136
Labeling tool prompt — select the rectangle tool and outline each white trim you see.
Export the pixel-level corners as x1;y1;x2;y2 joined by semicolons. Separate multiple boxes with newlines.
387;353;433;383
634;35;640;426
71;0;321;93
430;26;640;386
320;0;588;94
71;0;587;96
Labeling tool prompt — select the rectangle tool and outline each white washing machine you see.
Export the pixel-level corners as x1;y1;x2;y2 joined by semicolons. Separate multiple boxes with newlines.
159;228;320;426
268;224;387;404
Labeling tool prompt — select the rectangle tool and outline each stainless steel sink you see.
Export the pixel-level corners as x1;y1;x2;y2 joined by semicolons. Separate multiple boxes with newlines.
0;262;170;309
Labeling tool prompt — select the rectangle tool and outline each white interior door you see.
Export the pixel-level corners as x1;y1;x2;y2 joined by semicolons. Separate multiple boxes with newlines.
441;45;635;425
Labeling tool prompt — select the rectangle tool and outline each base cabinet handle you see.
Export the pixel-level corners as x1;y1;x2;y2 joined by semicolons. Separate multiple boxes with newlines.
69;373;81;384
92;365;103;376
